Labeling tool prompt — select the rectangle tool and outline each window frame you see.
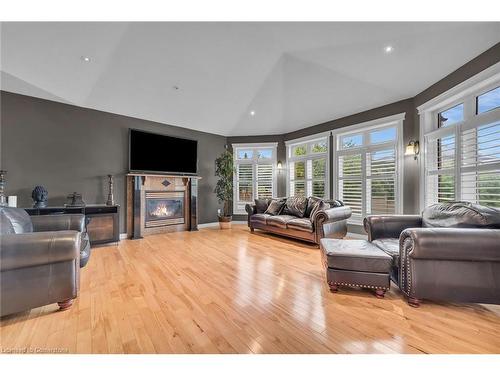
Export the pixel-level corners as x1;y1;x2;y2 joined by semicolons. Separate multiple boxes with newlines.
285;132;330;199
331;113;405;225
418;62;500;211
232;142;278;215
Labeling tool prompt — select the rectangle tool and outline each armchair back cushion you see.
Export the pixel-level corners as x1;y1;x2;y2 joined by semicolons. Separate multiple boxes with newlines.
422;202;500;229
0;207;33;234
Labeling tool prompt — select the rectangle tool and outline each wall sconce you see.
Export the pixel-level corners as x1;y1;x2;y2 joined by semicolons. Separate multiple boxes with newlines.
405;140;420;160
277;160;283;172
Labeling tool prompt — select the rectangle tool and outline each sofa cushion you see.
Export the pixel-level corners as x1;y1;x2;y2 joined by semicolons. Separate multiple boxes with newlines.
422;202;500;229
0;207;33;234
266;215;296;229
372;238;400;266
287;218;314;233
282;196;308;218
264;199;286;216
250;213;272;225
254;199;269;214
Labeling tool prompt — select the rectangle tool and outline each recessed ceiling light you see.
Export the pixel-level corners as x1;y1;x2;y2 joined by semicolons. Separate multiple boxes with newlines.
81;56;91;62
250;110;255;116
384;45;394;54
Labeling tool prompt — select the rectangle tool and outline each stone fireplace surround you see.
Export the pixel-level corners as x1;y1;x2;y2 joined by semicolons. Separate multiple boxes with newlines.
126;174;200;238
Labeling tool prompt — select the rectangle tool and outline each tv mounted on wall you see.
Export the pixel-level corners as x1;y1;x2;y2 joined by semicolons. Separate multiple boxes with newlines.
129;129;198;175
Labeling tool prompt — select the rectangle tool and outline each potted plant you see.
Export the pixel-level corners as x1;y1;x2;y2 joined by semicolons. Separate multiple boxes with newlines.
214;148;234;229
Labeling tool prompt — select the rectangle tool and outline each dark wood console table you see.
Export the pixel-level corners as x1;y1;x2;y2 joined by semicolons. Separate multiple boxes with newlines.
24;204;120;245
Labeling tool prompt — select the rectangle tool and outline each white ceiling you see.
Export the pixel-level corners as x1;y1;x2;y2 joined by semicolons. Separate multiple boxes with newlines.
1;22;499;136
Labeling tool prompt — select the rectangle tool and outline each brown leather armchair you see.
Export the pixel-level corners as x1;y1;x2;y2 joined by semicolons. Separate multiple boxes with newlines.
364;202;500;307
0;207;86;317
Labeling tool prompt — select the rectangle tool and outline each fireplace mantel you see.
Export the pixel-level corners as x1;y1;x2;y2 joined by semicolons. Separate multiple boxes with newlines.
126;173;201;239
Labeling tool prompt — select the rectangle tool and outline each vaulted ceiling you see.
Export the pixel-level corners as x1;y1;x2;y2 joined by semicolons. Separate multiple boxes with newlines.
1;22;499;136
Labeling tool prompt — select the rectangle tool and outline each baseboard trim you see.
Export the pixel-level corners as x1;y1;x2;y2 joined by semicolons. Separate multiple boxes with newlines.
198;221;246;228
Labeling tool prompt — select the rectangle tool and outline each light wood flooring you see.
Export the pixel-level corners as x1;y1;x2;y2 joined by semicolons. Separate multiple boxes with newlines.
1;224;500;354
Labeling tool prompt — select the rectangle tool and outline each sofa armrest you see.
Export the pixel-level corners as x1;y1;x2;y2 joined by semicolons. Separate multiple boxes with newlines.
364;215;422;241
314;206;352;240
245;204;257;216
0;231;80;271
400;228;500;262
314;206;352;225
31;214;86;233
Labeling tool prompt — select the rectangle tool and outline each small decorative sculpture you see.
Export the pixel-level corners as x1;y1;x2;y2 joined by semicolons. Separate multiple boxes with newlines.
0;170;7;207
66;192;85;207
106;174;115;206
32;185;49;208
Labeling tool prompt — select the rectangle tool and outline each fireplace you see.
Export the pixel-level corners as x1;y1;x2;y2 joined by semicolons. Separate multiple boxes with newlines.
144;191;185;227
127;174;199;238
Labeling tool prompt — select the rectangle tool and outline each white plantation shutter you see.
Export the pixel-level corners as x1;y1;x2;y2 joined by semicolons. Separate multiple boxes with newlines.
367;148;396;214
424;128;456;206
338;153;363;218
256;164;273;199
460;121;500;207
237;164;254;202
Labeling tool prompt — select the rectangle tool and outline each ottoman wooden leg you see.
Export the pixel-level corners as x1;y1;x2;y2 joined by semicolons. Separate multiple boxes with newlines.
328;282;338;293
250;227;254;232
408;297;422;308
57;299;73;311
375;289;386;299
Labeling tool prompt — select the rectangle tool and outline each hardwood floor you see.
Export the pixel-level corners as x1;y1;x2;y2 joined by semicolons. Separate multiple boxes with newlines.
1;224;500;354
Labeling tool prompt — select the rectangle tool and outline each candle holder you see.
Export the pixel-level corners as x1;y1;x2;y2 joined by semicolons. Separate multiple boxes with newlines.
106;174;115;206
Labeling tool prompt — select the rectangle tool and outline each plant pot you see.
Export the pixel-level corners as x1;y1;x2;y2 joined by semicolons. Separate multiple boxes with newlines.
218;215;232;229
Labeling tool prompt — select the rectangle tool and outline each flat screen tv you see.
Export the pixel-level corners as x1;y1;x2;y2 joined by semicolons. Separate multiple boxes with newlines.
129;129;198;175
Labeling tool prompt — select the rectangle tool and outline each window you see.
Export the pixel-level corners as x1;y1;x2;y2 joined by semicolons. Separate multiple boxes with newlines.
333;115;404;224
286;135;329;199
420;74;500;209
477;86;500;114
233;143;277;214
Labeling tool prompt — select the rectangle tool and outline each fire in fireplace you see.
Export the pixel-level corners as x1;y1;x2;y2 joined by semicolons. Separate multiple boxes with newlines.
144;191;185;227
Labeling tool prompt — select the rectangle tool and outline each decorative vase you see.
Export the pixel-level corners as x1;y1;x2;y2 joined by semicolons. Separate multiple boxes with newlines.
32;185;48;208
106;174;115;205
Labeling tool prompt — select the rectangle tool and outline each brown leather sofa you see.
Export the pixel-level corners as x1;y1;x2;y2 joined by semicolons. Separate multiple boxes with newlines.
245;197;352;245
0;207;89;317
364;202;500;307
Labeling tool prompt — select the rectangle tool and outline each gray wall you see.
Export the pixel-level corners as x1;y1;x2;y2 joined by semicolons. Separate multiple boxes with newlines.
0;91;227;232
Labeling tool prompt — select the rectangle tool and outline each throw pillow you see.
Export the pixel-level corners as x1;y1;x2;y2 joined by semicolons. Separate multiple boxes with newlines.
305;196;322;217
264;199;286;216
254;199;269;214
282;196;308;218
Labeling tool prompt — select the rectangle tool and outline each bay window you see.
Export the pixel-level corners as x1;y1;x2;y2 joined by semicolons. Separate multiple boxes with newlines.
232;143;277;214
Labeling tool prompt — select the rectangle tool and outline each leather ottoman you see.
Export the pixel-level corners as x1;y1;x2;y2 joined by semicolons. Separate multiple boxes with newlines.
320;239;392;298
